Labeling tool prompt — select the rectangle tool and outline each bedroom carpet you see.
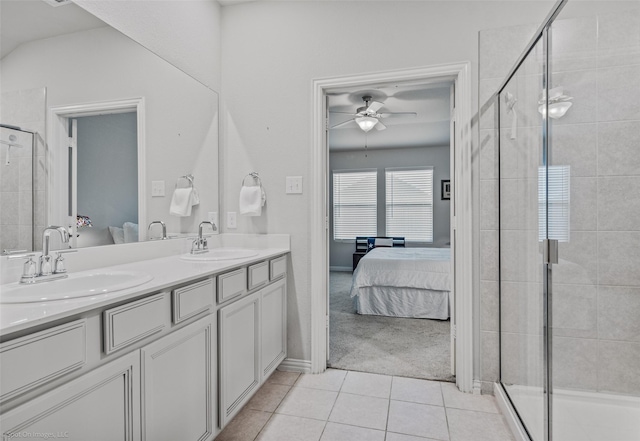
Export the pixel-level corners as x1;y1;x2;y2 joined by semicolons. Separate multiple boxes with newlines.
329;271;454;382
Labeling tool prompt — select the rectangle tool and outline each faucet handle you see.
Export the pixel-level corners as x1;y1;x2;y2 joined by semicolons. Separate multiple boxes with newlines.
54;249;77;274
7;254;37;283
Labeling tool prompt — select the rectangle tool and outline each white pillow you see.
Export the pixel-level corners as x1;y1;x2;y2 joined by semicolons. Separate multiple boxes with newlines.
123;222;139;243
375;238;393;247
108;226;125;244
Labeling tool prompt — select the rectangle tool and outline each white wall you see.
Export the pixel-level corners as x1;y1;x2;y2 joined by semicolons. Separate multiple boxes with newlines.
329;146;451;270
220;1;559;362
75;0;222;92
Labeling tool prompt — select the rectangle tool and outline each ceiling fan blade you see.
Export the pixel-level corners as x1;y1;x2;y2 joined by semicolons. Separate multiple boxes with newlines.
374;120;387;131
329;111;357;115
366;100;385;113
331;119;355;129
379;112;418;118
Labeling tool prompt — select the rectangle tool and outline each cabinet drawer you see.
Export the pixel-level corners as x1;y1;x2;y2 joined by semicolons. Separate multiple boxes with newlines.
247;261;269;291
217;268;247;304
104;293;166;354
0;320;86;402
172;278;215;324
269;256;286;280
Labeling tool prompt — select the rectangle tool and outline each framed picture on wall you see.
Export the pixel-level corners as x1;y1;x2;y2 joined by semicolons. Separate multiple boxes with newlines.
441;180;451;200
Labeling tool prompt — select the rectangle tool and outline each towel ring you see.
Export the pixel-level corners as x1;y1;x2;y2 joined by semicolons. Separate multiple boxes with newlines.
176;174;194;189
242;172;262;187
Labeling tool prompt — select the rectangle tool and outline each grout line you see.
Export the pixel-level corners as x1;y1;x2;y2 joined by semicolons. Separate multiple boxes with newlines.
386;377;394;433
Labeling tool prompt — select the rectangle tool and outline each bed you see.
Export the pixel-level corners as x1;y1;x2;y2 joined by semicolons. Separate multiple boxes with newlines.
350;247;451;319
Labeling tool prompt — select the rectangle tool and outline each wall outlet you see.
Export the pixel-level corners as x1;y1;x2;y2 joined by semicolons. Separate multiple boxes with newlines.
151;180;165;197
286;176;303;194
227;212;237;229
208;212;218;228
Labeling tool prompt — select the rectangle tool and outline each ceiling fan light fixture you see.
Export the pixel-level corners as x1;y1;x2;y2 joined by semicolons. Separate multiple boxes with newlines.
355;116;378;132
538;86;573;119
538;101;573;119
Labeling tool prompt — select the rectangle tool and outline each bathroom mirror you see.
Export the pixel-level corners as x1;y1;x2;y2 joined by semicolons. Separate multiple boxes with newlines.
0;0;219;252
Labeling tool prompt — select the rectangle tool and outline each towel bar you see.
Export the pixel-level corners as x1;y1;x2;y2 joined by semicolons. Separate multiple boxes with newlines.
176;174;194;188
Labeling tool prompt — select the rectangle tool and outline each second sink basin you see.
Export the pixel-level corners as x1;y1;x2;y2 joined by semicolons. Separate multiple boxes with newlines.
180;248;259;262
0;270;154;304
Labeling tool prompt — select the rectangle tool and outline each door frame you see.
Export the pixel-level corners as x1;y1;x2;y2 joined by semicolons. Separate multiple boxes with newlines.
47;98;146;240
310;63;474;392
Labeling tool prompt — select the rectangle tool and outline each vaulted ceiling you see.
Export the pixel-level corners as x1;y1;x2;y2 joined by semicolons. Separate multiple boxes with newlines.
0;1;105;59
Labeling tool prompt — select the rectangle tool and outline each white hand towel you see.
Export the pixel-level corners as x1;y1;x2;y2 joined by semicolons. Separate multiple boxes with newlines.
170;187;194;217
239;186;266;216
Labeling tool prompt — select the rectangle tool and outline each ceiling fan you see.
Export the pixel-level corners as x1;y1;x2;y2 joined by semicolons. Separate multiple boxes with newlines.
330;95;417;132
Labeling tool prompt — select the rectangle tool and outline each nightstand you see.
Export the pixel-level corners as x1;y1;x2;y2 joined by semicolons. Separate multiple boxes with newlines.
352;252;367;272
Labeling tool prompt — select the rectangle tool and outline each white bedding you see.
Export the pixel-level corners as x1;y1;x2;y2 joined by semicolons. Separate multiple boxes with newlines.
350;247;451;319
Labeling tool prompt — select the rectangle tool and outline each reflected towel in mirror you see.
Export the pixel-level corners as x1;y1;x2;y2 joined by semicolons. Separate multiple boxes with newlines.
170;187;198;217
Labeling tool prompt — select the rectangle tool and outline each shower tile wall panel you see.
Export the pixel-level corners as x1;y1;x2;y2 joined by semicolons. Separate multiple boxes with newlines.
479;9;640;396
0;87;46;253
478;23;543;394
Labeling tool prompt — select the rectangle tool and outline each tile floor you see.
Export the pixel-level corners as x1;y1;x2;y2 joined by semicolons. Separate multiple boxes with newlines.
217;369;515;441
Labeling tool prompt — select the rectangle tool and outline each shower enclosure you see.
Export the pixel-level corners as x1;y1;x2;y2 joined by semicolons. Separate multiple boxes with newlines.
496;1;640;440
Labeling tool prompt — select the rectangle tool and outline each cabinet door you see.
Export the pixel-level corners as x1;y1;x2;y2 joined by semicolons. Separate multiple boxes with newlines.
141;314;216;441
1;351;140;441
219;291;260;428
260;279;287;380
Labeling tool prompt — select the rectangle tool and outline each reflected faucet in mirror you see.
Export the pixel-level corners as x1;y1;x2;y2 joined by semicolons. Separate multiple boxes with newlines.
148;221;167;240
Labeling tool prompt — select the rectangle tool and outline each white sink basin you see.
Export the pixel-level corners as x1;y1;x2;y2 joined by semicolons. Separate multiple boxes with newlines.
0;270;154;304
180;248;259;261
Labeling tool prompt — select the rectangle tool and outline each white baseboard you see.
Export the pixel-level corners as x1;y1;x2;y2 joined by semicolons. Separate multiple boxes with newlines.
329;266;351;272
472;379;482;395
494;382;530;441
277;358;312;373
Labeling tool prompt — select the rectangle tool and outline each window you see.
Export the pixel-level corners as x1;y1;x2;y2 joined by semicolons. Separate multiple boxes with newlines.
538;165;570;242
332;169;377;240
385;167;433;242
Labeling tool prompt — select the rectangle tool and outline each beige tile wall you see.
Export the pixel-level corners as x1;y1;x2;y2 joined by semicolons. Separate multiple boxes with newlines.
478;8;640;396
0;87;46;253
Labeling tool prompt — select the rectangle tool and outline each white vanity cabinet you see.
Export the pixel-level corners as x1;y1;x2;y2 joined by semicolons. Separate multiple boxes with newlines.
1;350;140;441
260;278;287;380
219;290;261;428
219;266;287;428
141;314;216;441
0;252;288;440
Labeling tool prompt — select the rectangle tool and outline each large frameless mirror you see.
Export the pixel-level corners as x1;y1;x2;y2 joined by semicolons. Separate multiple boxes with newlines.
0;0;219;252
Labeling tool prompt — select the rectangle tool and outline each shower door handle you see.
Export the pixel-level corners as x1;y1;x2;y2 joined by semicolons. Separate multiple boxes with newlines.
543;239;558;264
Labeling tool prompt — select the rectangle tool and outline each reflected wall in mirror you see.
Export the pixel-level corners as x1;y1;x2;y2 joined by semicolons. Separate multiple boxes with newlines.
0;0;219;252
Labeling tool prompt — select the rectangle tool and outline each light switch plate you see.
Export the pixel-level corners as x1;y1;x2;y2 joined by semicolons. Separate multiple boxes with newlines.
208;212;218;227
286;176;303;194
151;180;165;197
227;212;237;229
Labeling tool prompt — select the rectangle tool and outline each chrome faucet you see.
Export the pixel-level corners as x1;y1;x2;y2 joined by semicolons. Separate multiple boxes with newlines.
191;221;217;254
41;226;70;276
8;226;76;284
148;220;167;240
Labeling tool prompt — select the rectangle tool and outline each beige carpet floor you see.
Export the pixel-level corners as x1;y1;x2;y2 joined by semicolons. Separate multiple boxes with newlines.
328;271;454;382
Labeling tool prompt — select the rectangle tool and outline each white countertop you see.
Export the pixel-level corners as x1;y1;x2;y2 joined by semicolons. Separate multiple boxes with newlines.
0;247;288;337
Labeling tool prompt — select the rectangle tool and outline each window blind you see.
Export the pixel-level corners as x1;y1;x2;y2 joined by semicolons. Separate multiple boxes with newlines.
385;167;433;242
333;170;377;240
538;165;570;242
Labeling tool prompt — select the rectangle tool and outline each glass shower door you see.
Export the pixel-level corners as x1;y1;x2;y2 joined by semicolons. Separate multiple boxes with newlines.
499;36;547;441
548;4;640;441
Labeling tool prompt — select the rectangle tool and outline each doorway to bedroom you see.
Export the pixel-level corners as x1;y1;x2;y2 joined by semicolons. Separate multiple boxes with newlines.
326;79;454;381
